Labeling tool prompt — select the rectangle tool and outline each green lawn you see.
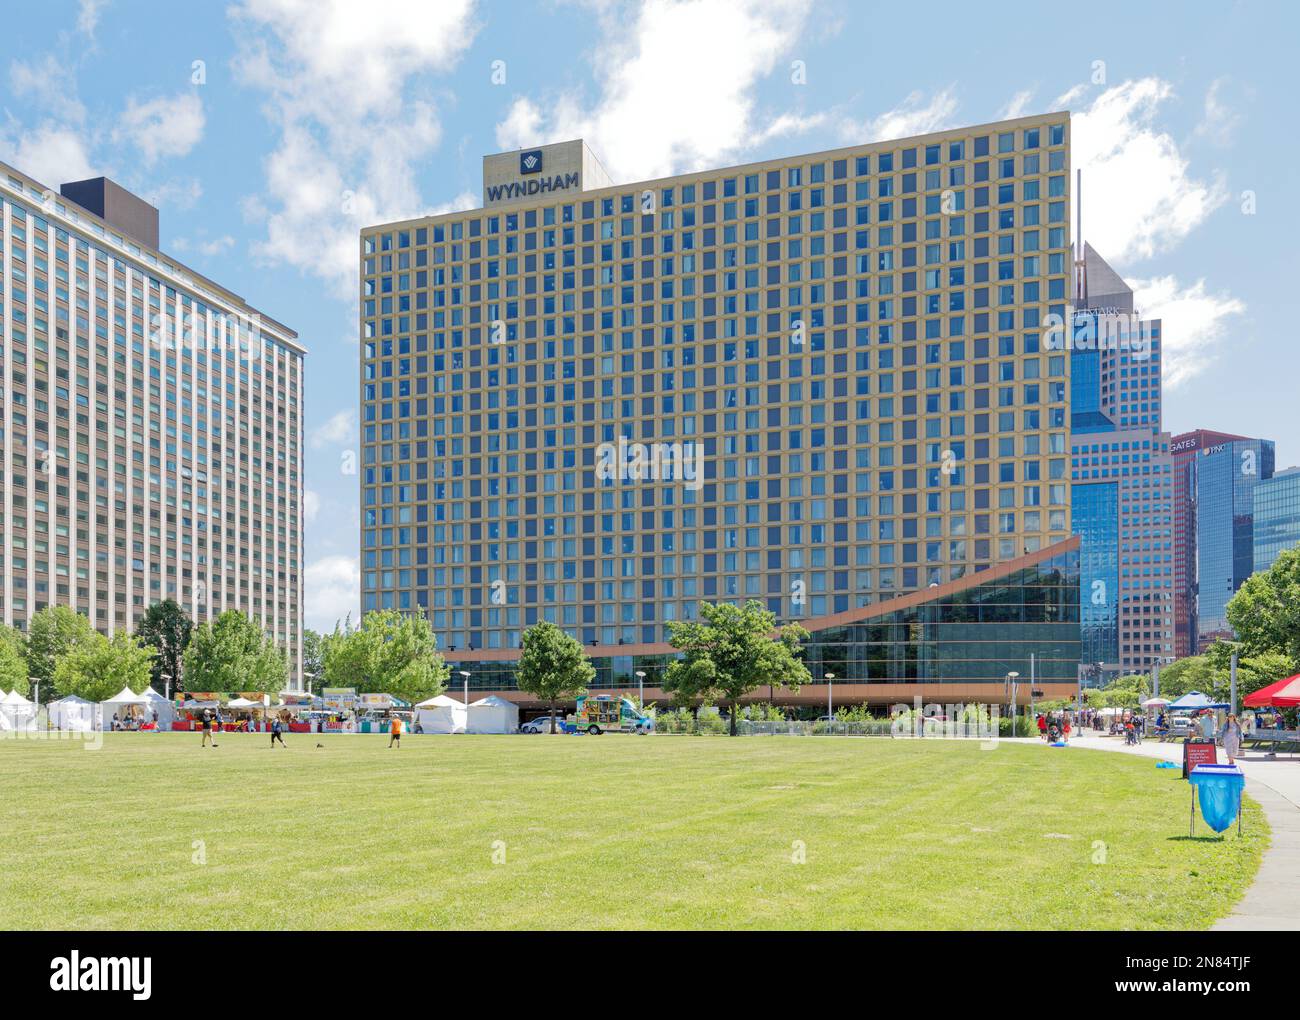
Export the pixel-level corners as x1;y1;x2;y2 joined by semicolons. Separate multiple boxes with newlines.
0;732;1266;930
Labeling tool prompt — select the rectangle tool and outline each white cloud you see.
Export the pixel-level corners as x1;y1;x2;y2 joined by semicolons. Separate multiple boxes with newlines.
10;54;86;124
0;122;96;187
1194;77;1240;147
310;407;356;448
1131;274;1246;389
1072;78;1228;264
845;86;958;143
303;488;320;524
304;554;360;633
998;89;1036;121
78;0;109;37
114;92;205;166
231;0;479;295
495;0;814;181
173;233;235;256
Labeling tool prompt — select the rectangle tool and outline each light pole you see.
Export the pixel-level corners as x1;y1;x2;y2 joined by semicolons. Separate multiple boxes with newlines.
824;673;835;727
303;669;316;696
634;670;647;710
458;671;472;728
160;672;172;702
1006;671;1020;734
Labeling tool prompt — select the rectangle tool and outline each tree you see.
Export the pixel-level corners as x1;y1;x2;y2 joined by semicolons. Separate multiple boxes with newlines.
1155;642;1295;704
26;606;98;696
322;609;448;704
0;636;28;696
302;628;325;686
184;610;288;695
664;600;811;736
515;621;594;733
1227;546;1300;664
53;632;156;703
135;599;192;696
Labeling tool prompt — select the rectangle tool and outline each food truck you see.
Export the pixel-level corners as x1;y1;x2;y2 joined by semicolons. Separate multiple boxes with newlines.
574;695;654;735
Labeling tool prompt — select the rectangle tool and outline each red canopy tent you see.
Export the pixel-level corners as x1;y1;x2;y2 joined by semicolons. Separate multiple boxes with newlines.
1243;673;1300;708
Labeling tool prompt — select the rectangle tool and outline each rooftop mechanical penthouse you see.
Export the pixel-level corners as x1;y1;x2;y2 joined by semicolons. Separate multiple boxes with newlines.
359;118;1081;702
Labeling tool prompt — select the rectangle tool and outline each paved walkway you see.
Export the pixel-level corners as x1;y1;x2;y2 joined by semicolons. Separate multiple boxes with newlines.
1047;732;1300;931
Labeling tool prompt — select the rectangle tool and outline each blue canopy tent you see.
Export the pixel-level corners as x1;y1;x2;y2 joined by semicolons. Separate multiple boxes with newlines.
1168;691;1230;711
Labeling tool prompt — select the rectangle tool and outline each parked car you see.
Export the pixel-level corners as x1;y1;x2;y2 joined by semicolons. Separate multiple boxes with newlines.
1169;716;1192;735
521;715;566;734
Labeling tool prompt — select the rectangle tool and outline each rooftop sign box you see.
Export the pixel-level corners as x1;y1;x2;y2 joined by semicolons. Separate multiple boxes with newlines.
482;139;613;209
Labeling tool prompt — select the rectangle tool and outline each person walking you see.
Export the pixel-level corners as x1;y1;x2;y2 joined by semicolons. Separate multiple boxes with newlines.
200;708;218;748
1222;713;1243;765
271;716;286;748
388;714;402;748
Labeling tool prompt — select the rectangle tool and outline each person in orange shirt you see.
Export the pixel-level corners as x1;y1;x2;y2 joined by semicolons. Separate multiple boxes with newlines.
388;714;402;748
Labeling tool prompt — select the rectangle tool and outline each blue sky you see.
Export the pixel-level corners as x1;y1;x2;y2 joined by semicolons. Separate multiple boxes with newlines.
2;0;1294;630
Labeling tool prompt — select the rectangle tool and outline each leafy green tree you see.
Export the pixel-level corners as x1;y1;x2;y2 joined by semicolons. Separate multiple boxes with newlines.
0;636;28;695
26;606;98;695
1154;642;1294;705
302;628;325;685
515;621;594;733
1090;673;1150;709
322;609;448;703
664;600;811;736
184;610;287;695
135;598;192;695
1227;546;1300;663
53;632;156;703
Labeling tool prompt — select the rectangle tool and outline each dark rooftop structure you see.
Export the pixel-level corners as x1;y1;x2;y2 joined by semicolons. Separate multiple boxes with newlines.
60;176;160;249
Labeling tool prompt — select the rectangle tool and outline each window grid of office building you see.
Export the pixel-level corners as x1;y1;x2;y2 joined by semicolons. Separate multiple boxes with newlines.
0;162;305;683
360;116;1073;652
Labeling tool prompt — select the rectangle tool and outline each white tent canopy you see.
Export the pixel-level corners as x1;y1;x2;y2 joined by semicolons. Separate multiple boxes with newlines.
49;694;97;732
140;687;175;727
466;695;520;735
414;694;466;734
100;685;150;724
0;689;37;732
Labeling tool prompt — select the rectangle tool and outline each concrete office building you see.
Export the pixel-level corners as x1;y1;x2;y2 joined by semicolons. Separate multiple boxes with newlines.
1067;242;1174;676
1252;465;1300;574
359;116;1081;704
1171;429;1275;652
0;162;306;686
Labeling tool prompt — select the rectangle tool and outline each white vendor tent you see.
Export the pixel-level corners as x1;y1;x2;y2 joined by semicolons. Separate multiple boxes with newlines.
466;695;519;735
140;687;175;728
0;690;36;732
100;685;150;724
414;694;466;734
49;694;97;732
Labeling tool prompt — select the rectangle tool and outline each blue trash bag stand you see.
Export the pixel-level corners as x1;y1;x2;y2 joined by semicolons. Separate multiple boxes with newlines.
1189;764;1245;837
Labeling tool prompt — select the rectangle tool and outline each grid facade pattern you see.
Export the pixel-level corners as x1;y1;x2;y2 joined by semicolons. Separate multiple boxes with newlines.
1253;468;1300;573
0;163;305;684
360;116;1074;652
1194;437;1275;644
1068;292;1173;673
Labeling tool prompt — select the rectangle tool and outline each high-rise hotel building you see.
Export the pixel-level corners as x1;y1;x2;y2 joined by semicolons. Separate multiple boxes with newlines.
359;116;1082;704
0;165;306;685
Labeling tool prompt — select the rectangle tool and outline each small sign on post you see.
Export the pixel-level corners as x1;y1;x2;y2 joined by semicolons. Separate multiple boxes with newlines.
1183;740;1218;778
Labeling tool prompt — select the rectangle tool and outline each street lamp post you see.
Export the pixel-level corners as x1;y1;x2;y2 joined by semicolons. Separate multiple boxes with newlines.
160;673;172;702
458;671;472;729
825;673;835;729
634;670;647;710
1006;671;1020;735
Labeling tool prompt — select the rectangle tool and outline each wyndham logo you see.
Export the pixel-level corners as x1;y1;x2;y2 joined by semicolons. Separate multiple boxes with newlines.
519;149;543;174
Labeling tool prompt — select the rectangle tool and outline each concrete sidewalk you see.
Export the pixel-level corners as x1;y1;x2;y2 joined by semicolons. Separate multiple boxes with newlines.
1055;733;1300;931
